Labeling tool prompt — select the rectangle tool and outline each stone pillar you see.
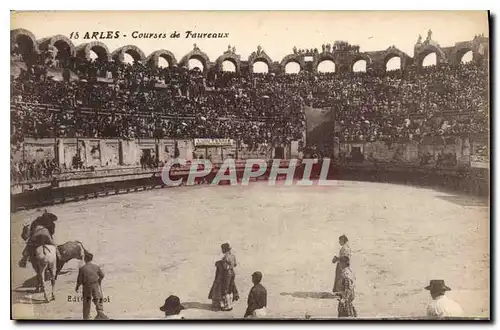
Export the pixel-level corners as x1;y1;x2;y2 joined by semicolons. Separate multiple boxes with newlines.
83;139;91;168
57;139;65;166
290;141;299;159
99;140;107;167
126;140;139;166
158;140;166;163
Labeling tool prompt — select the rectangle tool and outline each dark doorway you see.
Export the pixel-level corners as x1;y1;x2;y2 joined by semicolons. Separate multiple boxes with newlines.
274;147;284;159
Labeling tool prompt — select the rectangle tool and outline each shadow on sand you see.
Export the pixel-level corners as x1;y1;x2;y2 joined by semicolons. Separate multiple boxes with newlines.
280;292;337;299
19;275;39;289
182;302;216;311
436;195;489;207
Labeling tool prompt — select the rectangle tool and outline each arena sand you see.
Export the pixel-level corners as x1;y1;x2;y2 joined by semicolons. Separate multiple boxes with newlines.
11;180;490;319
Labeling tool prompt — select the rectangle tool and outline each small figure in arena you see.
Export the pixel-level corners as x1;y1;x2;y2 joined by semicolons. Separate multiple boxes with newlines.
208;259;226;310
160;295;186;319
425;280;464;318
221;243;239;311
334;256;357;318
244;271;267;319
19;211;60;268
75;253;108;320
332;234;351;293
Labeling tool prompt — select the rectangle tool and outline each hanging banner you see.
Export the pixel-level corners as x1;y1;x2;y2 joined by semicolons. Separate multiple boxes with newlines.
304;106;335;145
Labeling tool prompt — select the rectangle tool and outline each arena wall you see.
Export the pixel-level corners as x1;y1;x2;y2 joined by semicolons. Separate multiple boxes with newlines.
19;136;483;169
339;136;476;166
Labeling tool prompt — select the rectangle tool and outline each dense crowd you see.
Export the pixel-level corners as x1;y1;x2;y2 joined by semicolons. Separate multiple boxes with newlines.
11;156;60;183
11;53;488;152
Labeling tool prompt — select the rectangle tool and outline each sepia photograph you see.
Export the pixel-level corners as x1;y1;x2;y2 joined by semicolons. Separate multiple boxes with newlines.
9;10;490;320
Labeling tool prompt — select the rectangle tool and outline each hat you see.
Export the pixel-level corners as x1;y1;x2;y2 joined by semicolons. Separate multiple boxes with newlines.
41;212;58;222
339;235;348;242
425;280;451;292
251;271;263;282
221;243;231;253
160;295;185;314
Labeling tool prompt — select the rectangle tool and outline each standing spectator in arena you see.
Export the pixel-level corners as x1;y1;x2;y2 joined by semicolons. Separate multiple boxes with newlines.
332;235;351;293
244;271;268;318
425;280;464;318
75;253;108;320
220;243;239;311
208;260;226;311
334;256;357;317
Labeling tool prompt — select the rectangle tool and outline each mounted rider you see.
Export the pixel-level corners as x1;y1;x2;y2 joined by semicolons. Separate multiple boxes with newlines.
19;211;61;268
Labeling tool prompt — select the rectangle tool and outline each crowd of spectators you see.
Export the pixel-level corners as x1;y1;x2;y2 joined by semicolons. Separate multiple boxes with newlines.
11;53;488;151
11;156;60;183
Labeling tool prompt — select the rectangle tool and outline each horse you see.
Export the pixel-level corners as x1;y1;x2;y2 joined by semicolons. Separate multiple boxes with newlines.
56;241;91;279
31;244;57;302
21;223;31;241
21;223;57;302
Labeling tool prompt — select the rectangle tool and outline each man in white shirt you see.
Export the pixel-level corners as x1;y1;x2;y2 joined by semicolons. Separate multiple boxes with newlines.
425;280;464;318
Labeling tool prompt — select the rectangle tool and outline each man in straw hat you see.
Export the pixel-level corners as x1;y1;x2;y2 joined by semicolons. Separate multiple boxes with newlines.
160;295;185;319
425;280;464;318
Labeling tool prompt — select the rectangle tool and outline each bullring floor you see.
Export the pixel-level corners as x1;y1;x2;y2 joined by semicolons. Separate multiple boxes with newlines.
11;180;490;319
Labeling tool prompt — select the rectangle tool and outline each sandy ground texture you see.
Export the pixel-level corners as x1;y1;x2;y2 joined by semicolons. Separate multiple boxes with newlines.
11;180;490;320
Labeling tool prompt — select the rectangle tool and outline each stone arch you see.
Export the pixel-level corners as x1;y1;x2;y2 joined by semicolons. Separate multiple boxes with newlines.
180;47;210;71
350;53;372;72
384;54;402;71
312;53;338;73
38;35;75;60
11;28;39;58
449;42;474;66
216;52;241;73
112;45;146;63
146;50;177;68
380;46;409;70
280;54;305;74
76;41;111;61
248;50;273;74
414;44;446;67
251;60;270;73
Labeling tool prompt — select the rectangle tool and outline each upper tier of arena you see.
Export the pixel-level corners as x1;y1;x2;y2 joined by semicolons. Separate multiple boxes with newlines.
11;28;489;73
